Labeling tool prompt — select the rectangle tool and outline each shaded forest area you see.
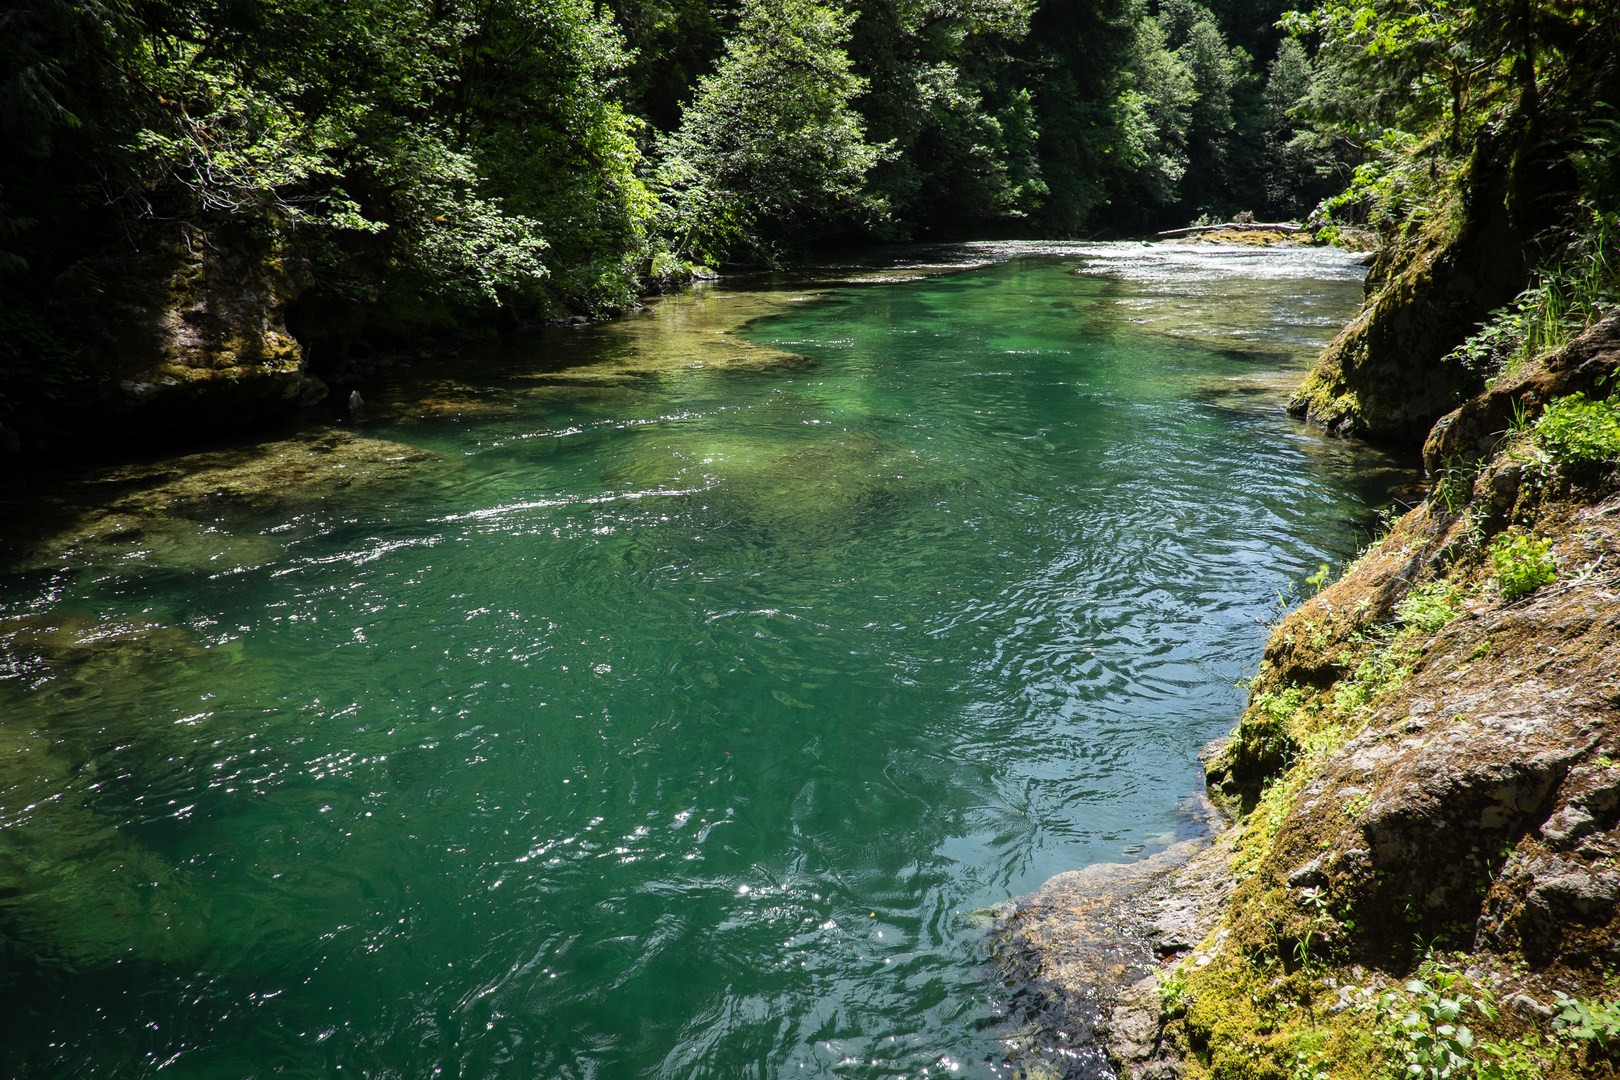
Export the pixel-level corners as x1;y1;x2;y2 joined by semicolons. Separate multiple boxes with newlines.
0;0;1615;448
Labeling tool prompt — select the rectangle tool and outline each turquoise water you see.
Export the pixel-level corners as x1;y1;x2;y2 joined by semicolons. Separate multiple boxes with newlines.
0;244;1403;1078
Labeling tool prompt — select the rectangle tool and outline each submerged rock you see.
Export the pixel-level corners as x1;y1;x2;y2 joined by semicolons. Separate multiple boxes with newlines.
993;798;1232;1079
0;611;203;686
2;428;444;578
0;620;219;967
603;427;950;548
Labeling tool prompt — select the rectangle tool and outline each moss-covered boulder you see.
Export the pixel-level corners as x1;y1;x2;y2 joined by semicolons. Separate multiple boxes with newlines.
1288;127;1555;444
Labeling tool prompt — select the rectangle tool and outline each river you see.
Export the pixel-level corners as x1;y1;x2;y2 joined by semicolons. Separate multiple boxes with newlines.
0;242;1409;1078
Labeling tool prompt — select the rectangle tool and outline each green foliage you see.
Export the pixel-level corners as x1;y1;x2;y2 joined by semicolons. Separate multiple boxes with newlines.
1366;964;1499;1080
1552;993;1620;1056
1312;128;1444;237
654;0;889;262
1444;299;1534;381
1158;962;1191;1017
1431;455;1478;514
604;0;731;132
1013;0;1141;233
845;0;1042;234
0;0;659;331
1535;392;1620;466
1571;112;1620;230
1445;220;1619;383
1258;36;1329;214
1396;580;1461;632
1475;1033;1549;1080
1332;634;1418;714
455;0;659;314
1115;17;1195;207
1490;531;1556;600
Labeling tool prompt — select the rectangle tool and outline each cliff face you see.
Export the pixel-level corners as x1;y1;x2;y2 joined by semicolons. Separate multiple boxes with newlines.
1098;317;1620;1080
14;223;326;452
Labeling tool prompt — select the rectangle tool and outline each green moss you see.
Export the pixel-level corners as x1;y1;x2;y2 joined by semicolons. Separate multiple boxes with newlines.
1177;945;1382;1080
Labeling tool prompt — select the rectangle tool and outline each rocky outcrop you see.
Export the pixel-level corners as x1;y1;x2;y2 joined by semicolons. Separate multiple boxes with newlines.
41;222;326;446
1008;316;1620;1080
1424;315;1620;474
1287;126;1561;443
992;820;1234;1080
1169;329;1618;1077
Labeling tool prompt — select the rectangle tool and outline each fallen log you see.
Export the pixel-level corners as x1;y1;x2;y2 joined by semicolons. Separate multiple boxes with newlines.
1155;221;1306;238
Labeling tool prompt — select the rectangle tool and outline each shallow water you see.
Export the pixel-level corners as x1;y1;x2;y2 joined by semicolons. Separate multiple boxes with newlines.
0;243;1406;1078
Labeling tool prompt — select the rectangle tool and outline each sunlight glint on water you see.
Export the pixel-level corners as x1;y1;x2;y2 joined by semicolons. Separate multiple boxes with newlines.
0;244;1402;1078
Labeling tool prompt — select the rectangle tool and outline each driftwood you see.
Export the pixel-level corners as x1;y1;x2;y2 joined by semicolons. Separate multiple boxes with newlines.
1155;221;1305;238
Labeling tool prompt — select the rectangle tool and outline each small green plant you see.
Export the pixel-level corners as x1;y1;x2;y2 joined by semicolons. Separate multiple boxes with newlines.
1253;685;1311;725
1289;1048;1330;1080
1535;392;1620;466
1525;277;1573;357
1157;963;1189;1018
1507;395;1537;435
1490;532;1557;599
1553;992;1620;1055
1365;964;1499;1080
1293;885;1336;968
1447;302;1530;378
1431;456;1477;513
1396;581;1462;632
1476;1032;1549;1080
1332;636;1418;715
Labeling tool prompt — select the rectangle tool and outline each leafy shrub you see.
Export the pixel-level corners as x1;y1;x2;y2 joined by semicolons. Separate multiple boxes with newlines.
1535;392;1620;466
1490;532;1557;600
1364;965;1497;1080
1553;993;1620;1056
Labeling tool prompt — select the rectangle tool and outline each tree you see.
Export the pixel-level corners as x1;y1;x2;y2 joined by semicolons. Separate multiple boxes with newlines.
654;0;890;262
1256;36;1327;213
1015;0;1141;234
847;0;1042;235
1113;15;1195;210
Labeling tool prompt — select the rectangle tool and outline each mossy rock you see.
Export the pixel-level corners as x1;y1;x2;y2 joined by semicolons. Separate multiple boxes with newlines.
42;220;326;444
1289;124;1560;444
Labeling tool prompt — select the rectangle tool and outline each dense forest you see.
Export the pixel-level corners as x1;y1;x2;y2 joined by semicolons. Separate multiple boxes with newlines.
0;0;1616;448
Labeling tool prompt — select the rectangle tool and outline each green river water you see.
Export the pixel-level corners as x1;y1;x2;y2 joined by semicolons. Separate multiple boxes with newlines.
0;243;1408;1078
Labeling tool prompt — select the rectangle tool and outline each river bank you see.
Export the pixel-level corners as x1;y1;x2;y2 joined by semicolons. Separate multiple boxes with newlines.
1000;314;1620;1079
